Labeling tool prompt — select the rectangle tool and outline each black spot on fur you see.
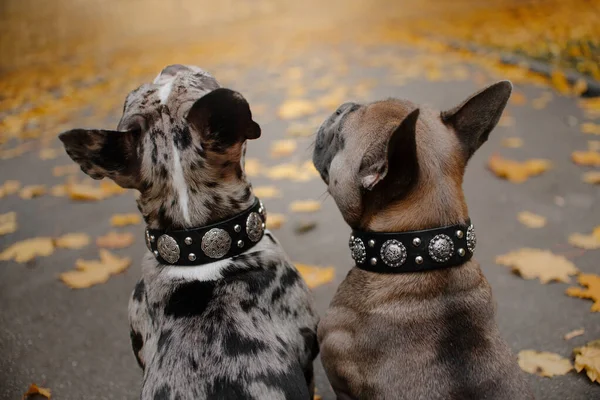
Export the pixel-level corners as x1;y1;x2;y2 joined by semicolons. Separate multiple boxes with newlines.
157;329;173;353
206;376;247;399
133;279;145;302
281;266;300;288
151;142;158;164
173;126;192;150
159;165;169;180
300;327;319;359
241;186;252;202
189;356;199;371
221;261;278;296
223;329;267;356
130;329;144;369
153;384;171;400
255;365;310;400
206;181;219;188
196;146;206;157
240;299;256;312
164;281;216;318
271;287;283;302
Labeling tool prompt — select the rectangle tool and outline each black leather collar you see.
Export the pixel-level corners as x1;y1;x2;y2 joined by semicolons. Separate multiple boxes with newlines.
145;199;266;266
350;220;476;273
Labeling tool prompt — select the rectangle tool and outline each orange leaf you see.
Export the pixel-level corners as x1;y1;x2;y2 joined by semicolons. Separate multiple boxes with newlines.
488;155;551;183
294;263;335;289
23;383;51;399
572;150;600;167
96;231;135;249
110;213;141;227
567;274;600;312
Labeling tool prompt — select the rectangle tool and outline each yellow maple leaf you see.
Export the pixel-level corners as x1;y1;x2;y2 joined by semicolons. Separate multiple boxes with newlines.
50;184;68;197
0;212;17;236
278;99;317;120
568;227;600;249
96;231;135;249
567;274;600;312
52;164;80;177
67;182;107;201
551;70;571;94
0;237;54;263
61;249;132;289
1;180;21;197
518;350;573;377
501;137;523;148
110;213;141;227
100;180;127;196
488;155;551;183
581;123;600;136
574;339;600;384
582;171;600;185
572;150;600;167
289;200;321;213
266;213;286;230
517;211;546;228
270;139;297;158
19;185;47;199
294;263;335;289
54;233;91;249
38;148;59;160
564;328;585;341
496;248;579;283
23;383;51;399
253;186;282;199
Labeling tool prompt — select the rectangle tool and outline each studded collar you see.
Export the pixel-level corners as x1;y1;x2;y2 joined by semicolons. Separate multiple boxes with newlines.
145;199;266;266
349;220;476;273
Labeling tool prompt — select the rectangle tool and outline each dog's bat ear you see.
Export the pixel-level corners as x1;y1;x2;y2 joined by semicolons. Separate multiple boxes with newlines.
186;88;261;145
59;128;141;189
441;80;512;159
360;108;420;190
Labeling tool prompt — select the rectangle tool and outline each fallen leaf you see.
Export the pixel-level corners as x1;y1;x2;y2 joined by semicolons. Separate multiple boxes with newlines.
581;123;600;136
488;155;551;183
50;184;67;197
572;150;600;167
582;171;600;184
0;237;54;263
532;92;553;110
253;186;282;199
496;248;579;283
0;212;17;236
39;148;59;160
574;339;600;384
110;213;141;227
67;182;107;201
295;221;317;234
244;158;262;177
54;233;90;249
266;213;286;230
61;249;132;289
510;91;527;105
498;115;515;127
289;200;321;213
564;328;585;341
517;211;546;228
294;262;335;289
589;141;600;151
96;231;136;249
501;137;523;148
278;99;317;120
568;227;600;249
19;185;47;199
100;180;127;196
2;180;21;195
551;70;571;94
287;123;314;137
52;164;80;177
23;383;51;399
517;350;573;377
567;274;600;312
270;139;297;158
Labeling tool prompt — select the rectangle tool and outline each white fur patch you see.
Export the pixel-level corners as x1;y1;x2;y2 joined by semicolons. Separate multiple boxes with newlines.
171;142;191;224
158;79;174;104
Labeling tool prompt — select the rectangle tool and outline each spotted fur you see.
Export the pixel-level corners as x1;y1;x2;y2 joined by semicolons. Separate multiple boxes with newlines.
60;65;319;400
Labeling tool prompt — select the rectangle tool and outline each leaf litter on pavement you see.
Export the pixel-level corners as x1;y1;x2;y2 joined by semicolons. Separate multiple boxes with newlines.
568;225;600;250
517;211;546;228
294;262;335;289
60;249;132;289
574;339;600;384
96;231;135;249
487;155;551;183
518;350;573;378
23;383;51;399
0;212;17;236
495;248;579;284
567;274;600;312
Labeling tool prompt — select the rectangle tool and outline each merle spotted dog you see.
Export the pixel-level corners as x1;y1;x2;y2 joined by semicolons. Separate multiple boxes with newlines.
59;65;319;400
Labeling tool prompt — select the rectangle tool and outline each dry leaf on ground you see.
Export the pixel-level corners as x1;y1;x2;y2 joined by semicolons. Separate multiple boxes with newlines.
568;226;600;250
39;148;59;160
567;274;600;312
517;211;546;228
564;328;585;341
510;92;527;105
278;99;317;120
100;180;126;196
244;158;262;177
23;383;51;399
67;182;107;201
518;350;573;377
286;123;314;137
496;248;579;283
19;185;47;199
265;162;318;182
498;115;515;127
266;213;286;230
0;212;17;236
97;231;135;249
54;233;91;249
110;213;141;227
52;164;79;177
572;150;600;167
582;171;600;184
253;186;282;199
488;155;551;183
50;184;67;197
0;237;54;263
61;249;132;289
270;140;297;158
289;200;321;213
589;141;600;151
295;221;317;234
294;262;335;289
574;339;600;384
581;123;600;136
501;137;523;148
0;180;21;198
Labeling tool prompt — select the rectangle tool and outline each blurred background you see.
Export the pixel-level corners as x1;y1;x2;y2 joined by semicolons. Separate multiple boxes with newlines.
1;0;600;399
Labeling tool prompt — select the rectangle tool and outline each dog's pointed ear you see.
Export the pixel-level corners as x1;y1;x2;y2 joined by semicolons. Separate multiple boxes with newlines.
360;108;420;190
442;80;512;158
59;128;141;189
186;88;261;146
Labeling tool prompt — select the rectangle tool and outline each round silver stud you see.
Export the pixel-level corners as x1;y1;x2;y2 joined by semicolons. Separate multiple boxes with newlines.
412;237;421;247
234;224;241;233
428;234;454;263
145;229;152;251
238;240;244;248
246;212;264;242
261;222;266;229
157;234;181;264
153;250;159;258
466;224;477;253
150;235;156;242
188;253;196;261
184;237;193;245
370;257;378;266
458;248;466;257
415;256;424;265
380;239;407;267
455;230;464;239
368;239;376;248
349;237;366;264
201;228;232;259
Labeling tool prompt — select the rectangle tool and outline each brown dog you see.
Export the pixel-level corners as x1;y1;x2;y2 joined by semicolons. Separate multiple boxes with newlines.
312;81;533;399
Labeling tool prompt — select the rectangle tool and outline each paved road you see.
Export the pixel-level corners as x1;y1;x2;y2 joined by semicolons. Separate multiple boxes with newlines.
1;4;600;399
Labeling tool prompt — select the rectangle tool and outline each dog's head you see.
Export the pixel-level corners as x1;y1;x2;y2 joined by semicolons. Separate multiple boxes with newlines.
313;81;512;230
60;64;261;229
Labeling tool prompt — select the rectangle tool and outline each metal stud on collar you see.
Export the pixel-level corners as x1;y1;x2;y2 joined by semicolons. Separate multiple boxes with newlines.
349;237;366;264
201;228;231;259
246;212;264;242
428;234;454;263
157;234;180;264
380;239;407;267
466;224;477;253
